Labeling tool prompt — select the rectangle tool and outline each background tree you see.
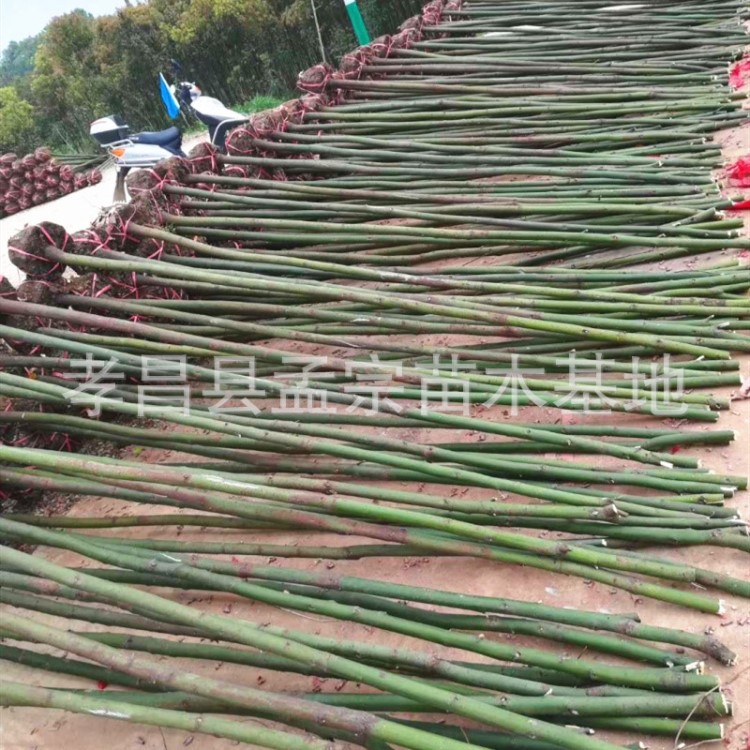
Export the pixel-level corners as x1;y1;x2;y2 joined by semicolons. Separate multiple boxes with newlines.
0;0;426;154
0;35;43;86
0;85;35;152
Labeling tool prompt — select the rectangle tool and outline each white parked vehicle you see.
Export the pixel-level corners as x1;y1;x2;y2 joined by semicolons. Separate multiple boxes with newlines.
90;82;248;200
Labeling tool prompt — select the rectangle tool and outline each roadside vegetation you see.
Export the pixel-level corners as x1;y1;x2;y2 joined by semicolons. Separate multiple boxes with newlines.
0;0;422;153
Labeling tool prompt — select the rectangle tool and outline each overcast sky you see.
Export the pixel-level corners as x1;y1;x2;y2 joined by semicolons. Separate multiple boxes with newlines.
1;0;124;52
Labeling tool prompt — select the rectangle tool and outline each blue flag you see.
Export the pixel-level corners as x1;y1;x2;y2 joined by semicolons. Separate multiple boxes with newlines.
159;73;180;120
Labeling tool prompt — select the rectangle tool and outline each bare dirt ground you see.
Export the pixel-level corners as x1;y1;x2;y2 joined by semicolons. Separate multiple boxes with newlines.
0;103;748;750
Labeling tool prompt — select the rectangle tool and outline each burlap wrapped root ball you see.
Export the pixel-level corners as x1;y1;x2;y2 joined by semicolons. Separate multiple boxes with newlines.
0;274;67;338
187;142;222;175
125;156;189;197
1;146;102;211
8;222;70;280
93;193;167;256
225;126;257;157
87;168;103;185
16;278;59;305
297;63;336;94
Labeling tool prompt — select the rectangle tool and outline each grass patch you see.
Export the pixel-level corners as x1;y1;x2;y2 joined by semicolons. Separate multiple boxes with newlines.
236;94;290;113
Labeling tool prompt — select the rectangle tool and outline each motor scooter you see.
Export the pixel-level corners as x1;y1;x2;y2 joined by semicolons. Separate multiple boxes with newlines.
90;82;248;201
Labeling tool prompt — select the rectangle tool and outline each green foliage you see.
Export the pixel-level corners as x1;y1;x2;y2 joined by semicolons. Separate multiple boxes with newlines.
0;0;426;152
0;34;42;86
238;94;289;112
0;85;35;152
29;11;107;149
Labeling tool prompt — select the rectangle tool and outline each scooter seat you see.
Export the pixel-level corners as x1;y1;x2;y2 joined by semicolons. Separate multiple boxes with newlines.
192;97;247;127
132;126;181;148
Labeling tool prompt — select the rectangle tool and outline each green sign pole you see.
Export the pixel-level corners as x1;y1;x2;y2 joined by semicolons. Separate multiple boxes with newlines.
344;0;371;44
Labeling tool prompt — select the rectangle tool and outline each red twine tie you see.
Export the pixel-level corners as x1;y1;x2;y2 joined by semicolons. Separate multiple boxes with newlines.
729;59;750;89
725;157;750;187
